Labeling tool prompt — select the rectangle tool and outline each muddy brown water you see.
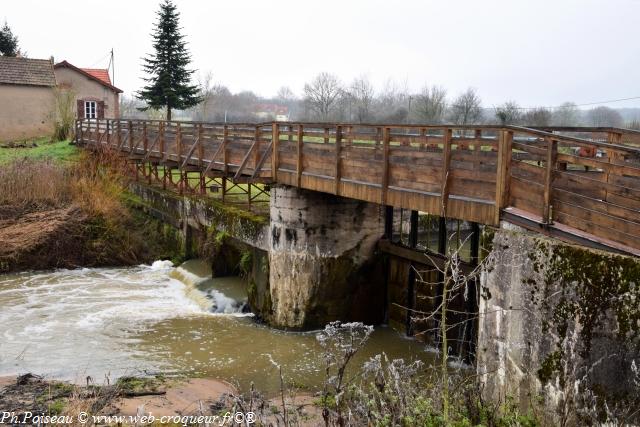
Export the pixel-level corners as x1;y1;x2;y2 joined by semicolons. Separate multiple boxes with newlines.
0;259;436;394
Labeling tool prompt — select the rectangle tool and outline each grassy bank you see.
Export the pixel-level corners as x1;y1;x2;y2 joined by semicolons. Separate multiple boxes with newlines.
0;138;79;165
0;145;182;272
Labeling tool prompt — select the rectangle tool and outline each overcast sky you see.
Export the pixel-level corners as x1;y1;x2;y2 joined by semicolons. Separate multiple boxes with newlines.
4;0;640;108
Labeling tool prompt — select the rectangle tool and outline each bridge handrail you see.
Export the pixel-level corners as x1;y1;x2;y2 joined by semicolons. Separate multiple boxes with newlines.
75;118;640;254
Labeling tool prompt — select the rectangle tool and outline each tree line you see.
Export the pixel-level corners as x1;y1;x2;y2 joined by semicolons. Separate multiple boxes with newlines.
123;71;637;128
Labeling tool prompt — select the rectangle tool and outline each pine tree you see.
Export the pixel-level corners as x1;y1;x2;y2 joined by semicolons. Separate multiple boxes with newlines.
0;21;20;57
137;0;201;120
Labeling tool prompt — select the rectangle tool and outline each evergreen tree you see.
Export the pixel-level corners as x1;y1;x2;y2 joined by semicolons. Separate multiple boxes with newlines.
137;0;201;120
0;21;20;57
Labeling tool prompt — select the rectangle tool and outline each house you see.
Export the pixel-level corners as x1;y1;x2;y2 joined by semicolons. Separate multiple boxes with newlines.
0;56;57;141
54;60;122;120
0;56;123;142
254;103;290;121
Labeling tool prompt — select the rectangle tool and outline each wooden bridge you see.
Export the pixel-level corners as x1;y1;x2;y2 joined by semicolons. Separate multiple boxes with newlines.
75;119;640;255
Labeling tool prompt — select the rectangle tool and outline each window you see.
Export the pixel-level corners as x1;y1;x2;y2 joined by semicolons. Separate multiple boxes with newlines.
84;101;97;119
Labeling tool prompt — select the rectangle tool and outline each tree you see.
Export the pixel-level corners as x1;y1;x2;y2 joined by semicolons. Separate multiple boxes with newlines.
523;107;552;127
495;101;523;125
413;85;447;124
0;21;20;57
137;0;201;121
193;70;215;121
553;102;580;126
349;75;375;123
586;106;623;127
303;72;342;121
449;88;482;125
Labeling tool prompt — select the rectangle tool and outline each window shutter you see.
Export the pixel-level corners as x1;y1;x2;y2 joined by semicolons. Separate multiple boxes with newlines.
77;100;84;119
97;101;105;119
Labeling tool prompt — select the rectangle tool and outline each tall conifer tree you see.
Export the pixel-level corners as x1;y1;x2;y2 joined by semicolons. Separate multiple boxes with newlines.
0;21;20;57
138;0;200;120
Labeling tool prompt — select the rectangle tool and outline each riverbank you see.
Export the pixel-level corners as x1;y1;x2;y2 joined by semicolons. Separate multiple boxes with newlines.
0;147;184;273
0;374;234;420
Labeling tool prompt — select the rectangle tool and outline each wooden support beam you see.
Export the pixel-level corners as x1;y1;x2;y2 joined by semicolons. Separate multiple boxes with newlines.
202;135;227;176
440;128;452;217
181;136;200;169
297;124;304;187
251;140;273;180
142;132;161;162
542;137;557;225
234;138;258;180
335;125;343;195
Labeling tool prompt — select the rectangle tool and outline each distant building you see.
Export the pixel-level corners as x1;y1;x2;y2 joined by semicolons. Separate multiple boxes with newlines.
254;103;289;121
54;60;122;120
0;57;123;142
0;56;57;141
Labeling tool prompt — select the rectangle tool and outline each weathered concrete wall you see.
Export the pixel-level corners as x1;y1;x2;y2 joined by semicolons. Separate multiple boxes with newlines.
477;224;640;422
128;183;268;251
267;185;385;329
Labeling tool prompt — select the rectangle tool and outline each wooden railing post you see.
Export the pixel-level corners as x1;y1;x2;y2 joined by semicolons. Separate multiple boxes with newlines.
272;122;279;181
381;127;390;205
335;125;343;195
116;119;122;148
197;123;204;167
222;125;229;175
159;121;165;160
542;137;557;225
176;122;182;164
142;122;148;153
105;120;110;145
494;129;513;225
440;128;452;217
296;124;304;187
128;120;133;151
254;125;261;172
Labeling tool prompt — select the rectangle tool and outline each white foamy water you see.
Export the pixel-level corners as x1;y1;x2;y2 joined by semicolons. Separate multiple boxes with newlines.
0;261;223;380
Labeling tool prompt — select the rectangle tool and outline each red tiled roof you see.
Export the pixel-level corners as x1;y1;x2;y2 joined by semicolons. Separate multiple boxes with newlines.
53;60;122;93
81;68;111;85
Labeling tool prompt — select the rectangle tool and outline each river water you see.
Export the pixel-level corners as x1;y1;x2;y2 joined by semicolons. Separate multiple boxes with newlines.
0;260;435;393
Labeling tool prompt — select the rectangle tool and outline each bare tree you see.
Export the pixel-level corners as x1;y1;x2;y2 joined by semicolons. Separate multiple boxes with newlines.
586;106;623;127
276;86;296;104
52;88;76;141
523;107;552;127
303;72;342;121
552;102;580;126
349;75;375;123
194;71;216;121
495;101;523;125
413;85;447;124
449;88;482;125
374;78;410;123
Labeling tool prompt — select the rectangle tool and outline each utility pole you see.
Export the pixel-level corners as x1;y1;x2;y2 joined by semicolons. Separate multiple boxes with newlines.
110;48;115;86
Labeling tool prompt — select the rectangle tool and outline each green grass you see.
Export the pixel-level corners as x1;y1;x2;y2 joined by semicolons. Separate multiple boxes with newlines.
0;138;78;164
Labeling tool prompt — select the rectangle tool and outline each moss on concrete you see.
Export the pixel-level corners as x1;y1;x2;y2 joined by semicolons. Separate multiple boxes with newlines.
522;237;640;389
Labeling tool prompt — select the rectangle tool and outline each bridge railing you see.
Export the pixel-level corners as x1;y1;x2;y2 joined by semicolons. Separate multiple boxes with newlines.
75;119;640;253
